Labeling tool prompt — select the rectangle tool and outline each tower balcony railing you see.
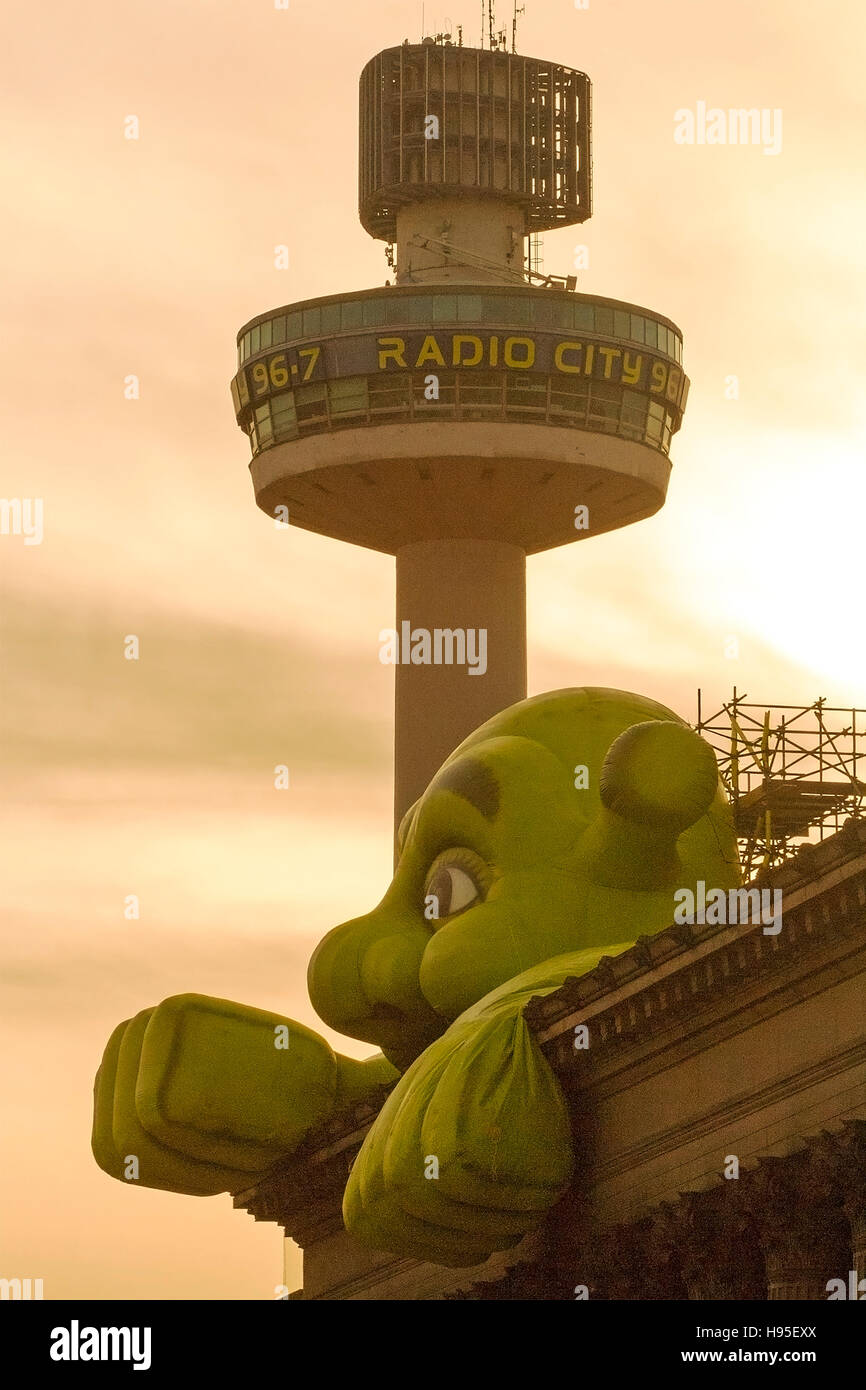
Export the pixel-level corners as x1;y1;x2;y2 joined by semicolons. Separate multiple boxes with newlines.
243;369;676;459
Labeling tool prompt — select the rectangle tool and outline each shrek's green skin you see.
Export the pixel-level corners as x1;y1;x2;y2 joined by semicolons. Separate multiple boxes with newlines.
92;688;740;1266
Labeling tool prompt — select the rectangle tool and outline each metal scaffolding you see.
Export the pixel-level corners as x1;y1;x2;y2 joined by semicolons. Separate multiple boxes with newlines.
695;689;866;876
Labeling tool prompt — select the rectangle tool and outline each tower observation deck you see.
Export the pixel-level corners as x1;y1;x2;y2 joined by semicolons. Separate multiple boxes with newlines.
231;37;690;828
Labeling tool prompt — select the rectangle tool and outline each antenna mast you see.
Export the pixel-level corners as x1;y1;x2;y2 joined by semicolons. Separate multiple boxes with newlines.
512;2;525;52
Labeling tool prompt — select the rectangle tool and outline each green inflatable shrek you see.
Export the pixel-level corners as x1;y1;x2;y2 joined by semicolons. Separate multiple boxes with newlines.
92;687;740;1267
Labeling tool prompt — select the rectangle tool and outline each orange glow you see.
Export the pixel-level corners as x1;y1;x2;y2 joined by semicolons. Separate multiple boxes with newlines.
2;0;864;1298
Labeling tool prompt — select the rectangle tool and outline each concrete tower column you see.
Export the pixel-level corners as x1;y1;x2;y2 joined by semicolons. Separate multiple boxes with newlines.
394;539;526;830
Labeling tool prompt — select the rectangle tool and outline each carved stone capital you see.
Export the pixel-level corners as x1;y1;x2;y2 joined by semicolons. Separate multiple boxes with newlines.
744;1152;850;1300
656;1186;765;1300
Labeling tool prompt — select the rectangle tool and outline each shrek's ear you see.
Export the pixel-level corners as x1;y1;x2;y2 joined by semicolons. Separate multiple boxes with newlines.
574;721;721;890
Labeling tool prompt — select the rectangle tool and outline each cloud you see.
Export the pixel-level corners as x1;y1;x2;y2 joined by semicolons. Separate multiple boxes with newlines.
2;586;393;774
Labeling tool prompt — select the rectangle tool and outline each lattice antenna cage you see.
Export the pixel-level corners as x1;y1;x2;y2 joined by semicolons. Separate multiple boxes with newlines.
359;43;592;240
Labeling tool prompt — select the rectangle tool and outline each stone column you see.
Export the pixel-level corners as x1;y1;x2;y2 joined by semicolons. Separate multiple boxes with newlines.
812;1120;866;1294
747;1153;850;1300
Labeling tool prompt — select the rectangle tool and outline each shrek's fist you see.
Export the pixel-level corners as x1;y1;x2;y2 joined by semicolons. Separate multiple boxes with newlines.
91;995;338;1195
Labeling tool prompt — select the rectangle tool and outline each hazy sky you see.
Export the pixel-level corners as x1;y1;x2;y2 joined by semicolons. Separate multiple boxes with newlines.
2;0;864;1299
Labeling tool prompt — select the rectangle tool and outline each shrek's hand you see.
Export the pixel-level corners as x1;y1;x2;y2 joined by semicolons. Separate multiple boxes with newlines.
342;1004;573;1267
91;994;339;1196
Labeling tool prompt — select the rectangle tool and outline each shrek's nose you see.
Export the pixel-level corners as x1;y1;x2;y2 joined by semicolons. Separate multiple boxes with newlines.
307;910;444;1070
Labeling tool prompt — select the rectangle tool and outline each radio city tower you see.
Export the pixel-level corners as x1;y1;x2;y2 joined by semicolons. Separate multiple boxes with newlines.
230;32;689;832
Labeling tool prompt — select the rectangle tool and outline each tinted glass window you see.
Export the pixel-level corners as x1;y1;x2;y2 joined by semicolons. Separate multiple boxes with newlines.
295;383;326;404
506;373;547;407
295;384;327;423
407;296;433;324
622;389;647;416
328;377;367;413
595;306;613;335
531;299;559;328
458;295;483;321
384;298;408;324
501;296;530;324
340;302;363;330
590;381;620;403
271;394;296;429
481;297;506;322
432;295;458;321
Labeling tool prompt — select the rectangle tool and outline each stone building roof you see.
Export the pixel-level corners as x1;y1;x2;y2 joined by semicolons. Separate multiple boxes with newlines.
235;818;866;1299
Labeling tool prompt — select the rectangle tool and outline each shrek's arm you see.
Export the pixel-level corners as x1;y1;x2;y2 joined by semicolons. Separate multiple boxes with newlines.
91;994;398;1197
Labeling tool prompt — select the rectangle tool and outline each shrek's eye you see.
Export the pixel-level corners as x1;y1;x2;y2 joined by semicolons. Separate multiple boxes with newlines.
424;862;481;921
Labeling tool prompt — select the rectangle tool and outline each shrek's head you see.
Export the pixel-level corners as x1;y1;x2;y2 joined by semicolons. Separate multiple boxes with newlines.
307;688;740;1070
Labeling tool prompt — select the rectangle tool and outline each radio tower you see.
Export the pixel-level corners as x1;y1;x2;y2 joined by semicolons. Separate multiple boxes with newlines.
230;34;689;831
